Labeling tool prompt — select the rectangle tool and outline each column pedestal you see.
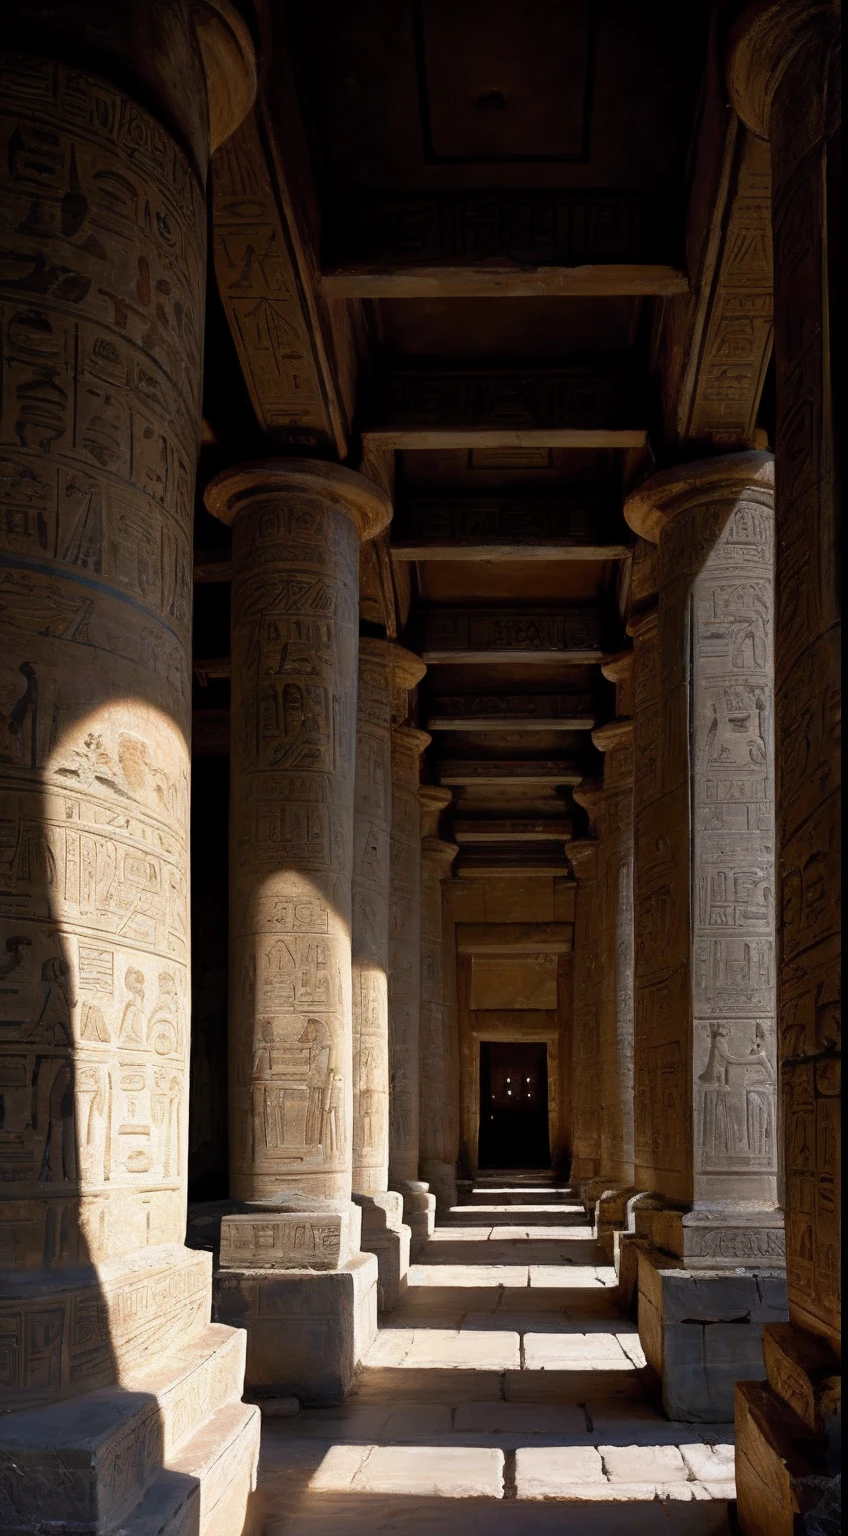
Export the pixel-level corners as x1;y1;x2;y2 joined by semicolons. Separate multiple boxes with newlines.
624;453;787;1422
205;459;390;1402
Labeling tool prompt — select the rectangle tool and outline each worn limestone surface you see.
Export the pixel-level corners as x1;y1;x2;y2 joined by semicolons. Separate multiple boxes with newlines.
255;1176;736;1534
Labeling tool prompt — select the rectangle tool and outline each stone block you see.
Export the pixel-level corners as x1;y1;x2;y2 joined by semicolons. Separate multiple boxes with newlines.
515;1444;605;1497
220;1206;361;1271
734;1379;831;1536
354;1191;411;1312
214;1251;378;1406
636;1246;789;1421
421;1158;459;1215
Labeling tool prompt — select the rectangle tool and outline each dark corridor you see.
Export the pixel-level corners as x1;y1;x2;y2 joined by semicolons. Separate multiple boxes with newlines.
478;1042;550;1169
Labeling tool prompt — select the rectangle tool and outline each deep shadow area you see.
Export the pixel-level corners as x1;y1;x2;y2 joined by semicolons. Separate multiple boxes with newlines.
478;1042;550;1169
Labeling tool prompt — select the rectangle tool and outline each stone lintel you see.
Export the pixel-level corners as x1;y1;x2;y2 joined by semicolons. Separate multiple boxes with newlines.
422;607;605;664
324;264;688;299
454;819;573;844
219;1207;361;1272
456;922;572;956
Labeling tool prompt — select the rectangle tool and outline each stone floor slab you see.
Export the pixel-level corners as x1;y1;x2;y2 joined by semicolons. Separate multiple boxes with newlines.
351;1445;504;1497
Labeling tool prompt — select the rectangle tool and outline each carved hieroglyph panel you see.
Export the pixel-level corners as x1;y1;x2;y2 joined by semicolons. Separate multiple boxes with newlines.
211;114;332;448
351;640;392;1194
388;725;426;1184
228;496;358;1205
659;485;778;1213
0;60;203;1290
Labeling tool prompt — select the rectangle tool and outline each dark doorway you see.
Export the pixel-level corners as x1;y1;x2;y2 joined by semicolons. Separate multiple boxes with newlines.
478;1042;550;1169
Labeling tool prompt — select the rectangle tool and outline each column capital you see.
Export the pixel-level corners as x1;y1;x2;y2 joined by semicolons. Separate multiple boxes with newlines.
205;457;392;542
572;779;604;834
727;0;839;140
568;839;599;880
600;649;633;688
419;785;453;838
624;451;774;544
0;0;256;176
626;603;659;643
421;837;458;877
592;719;634;754
388;645;427;723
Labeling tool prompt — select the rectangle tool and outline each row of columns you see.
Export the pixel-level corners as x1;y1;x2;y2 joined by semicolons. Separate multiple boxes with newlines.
206;461;459;1400
565;10;840;1528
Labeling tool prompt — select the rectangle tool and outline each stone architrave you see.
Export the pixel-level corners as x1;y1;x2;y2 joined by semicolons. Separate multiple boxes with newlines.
0;5;262;1526
624;451;787;1421
205;458;389;1404
386;648;436;1246
351;637;410;1312
566;828;603;1190
418;786;459;1216
727;8;841;1529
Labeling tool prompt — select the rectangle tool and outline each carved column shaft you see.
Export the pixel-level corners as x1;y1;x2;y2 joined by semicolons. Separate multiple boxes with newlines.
351;638;393;1198
625;453;781;1257
0;0;255;1431
592;709;636;1192
567;836;602;1187
418;784;458;1214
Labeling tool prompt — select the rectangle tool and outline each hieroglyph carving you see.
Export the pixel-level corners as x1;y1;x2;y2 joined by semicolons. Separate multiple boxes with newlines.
395;497;616;547
0;59;203;1291
376;367;641;432
212;115;332;448
227;492;359;1204
423;609;604;657
351;640;392;1194
388;724;428;1185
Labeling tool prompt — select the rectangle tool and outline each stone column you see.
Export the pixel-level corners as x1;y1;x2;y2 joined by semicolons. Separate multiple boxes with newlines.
623;451;787;1421
205;459;389;1404
386;647;435;1246
0;3;262;1522
351;637;410;1312
727;9;841;1529
589;666;636;1252
567;830;602;1190
418;786;459;1217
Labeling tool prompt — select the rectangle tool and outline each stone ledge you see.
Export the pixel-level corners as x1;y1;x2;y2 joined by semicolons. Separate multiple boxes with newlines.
734;1378;832;1536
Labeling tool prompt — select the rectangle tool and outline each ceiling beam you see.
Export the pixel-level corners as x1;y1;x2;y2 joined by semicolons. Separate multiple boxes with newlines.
422;608;605;664
426;694;596;731
364;365;648;451
454;819;573;844
392;496;630;561
439;761;583;787
323;264;687;299
457;857;575;879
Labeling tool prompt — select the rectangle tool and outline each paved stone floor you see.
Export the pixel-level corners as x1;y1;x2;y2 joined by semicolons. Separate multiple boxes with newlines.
256;1175;735;1533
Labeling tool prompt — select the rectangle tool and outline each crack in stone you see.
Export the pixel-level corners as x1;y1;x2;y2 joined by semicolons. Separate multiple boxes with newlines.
502;1448;518;1500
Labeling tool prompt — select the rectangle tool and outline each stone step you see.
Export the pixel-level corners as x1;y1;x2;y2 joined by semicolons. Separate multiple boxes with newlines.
0;1324;248;1533
129;1399;261;1536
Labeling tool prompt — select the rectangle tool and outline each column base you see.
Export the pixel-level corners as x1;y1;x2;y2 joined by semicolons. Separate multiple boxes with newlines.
636;1243;788;1421
214;1207;378;1406
0;1321;261;1536
392;1180;436;1251
353;1192;411;1313
589;1183;636;1260
613;1193;664;1314
421;1158;458;1217
734;1323;840;1536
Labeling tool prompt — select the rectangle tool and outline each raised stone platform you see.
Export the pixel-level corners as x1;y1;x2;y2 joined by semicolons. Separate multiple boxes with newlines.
0;1322;260;1535
214;1207;378;1405
392;1180;436;1252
